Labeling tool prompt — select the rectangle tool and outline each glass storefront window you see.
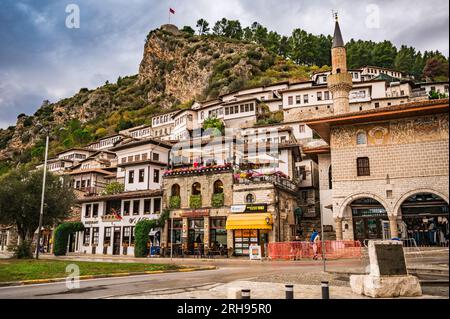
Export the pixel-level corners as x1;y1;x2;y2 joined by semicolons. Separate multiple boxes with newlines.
210;218;227;248
234;229;258;255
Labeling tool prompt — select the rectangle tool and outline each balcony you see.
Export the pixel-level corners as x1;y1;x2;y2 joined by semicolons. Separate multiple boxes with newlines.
233;171;298;192
163;163;233;177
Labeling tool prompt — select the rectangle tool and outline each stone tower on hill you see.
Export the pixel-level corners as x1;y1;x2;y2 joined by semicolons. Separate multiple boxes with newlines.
328;16;353;115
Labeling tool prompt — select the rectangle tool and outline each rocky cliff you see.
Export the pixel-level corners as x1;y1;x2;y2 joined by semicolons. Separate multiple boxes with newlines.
0;24;311;172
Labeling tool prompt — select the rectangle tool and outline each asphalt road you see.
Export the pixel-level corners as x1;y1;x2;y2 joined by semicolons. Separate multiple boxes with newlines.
0;259;361;299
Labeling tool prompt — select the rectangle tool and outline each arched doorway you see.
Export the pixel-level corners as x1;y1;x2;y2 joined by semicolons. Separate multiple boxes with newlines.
351;198;388;242
400;193;449;246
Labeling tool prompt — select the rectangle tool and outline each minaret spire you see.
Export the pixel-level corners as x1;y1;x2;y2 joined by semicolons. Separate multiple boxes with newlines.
327;14;353;115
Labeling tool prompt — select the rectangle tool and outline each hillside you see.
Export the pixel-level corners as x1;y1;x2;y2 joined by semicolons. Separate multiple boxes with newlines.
0;24;321;173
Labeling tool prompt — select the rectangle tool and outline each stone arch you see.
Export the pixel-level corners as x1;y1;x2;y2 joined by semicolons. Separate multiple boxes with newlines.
338;192;391;218
393;188;449;217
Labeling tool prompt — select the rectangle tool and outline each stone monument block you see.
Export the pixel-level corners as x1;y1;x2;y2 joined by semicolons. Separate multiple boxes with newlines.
350;240;422;298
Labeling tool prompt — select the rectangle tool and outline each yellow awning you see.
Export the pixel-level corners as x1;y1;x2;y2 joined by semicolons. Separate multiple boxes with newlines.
226;213;273;230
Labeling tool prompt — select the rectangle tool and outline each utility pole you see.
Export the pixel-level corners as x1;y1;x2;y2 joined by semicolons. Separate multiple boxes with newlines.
35;134;49;259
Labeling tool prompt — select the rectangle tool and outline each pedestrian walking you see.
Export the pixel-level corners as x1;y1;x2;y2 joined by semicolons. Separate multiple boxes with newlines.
310;229;320;260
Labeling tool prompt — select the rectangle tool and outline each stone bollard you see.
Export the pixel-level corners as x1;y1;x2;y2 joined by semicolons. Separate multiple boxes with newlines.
321;281;330;299
241;289;251;299
285;284;294;299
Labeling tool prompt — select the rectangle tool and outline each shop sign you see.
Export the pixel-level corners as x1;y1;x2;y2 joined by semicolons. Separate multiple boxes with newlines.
181;209;209;218
231;204;268;213
249;245;262;260
84;220;99;225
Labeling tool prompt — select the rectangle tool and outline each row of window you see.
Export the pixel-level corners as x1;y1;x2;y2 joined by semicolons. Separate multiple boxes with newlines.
127;168;160;184
121;152;160;164
61;153;87;160
83;226;135;246
224;103;255;116
123;198;161;216
73;179;91;189
171;180;224;197
84;198;162;218
153;113;175;126
287;91;331;106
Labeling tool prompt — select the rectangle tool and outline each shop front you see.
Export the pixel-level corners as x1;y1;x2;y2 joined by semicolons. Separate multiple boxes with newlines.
226;204;273;256
400;193;449;246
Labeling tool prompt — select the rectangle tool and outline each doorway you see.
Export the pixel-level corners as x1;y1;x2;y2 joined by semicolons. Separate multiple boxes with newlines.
350;198;388;243
112;228;121;255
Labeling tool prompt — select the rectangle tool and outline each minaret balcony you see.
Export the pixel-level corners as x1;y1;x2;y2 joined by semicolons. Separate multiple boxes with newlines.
327;73;353;93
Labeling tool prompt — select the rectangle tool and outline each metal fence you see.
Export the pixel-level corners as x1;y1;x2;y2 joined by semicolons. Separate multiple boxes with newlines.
268;240;362;260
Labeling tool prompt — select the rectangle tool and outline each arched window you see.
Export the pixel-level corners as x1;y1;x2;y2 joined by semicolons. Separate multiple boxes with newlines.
328;166;332;189
171;184;180;196
213;180;223;194
356;132;367;145
246;193;255;204
192;182;201;195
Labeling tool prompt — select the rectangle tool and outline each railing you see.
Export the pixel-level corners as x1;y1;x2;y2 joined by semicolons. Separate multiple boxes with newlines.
235;174;298;192
268;240;362;260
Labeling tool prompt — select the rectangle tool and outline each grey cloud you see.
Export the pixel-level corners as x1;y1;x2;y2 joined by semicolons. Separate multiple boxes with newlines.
0;0;448;129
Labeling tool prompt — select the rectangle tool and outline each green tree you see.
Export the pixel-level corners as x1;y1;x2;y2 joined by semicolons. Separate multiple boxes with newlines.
102;182;125;195
202;117;225;135
423;56;449;82
196;19;210;35
394;45;417;75
372;41;397;69
0;168;75;258
181;26;195;36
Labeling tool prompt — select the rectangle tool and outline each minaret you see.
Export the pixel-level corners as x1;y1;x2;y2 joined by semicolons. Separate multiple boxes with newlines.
328;14;353;115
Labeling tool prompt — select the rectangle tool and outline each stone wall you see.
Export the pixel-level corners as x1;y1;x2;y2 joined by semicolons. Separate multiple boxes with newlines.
329;113;449;239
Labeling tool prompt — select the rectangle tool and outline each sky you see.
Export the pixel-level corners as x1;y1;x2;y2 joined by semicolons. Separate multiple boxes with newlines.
0;0;448;129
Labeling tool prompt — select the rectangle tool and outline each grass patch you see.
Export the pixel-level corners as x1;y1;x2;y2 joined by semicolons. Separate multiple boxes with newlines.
0;259;182;282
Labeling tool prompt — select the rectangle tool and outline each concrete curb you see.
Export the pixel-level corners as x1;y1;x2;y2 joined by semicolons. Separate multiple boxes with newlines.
0;266;217;288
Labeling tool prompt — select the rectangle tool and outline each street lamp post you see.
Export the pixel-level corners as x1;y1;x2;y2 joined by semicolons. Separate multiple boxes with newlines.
35;134;49;259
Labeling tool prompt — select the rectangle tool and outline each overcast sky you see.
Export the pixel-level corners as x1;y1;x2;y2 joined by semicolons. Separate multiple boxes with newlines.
0;0;448;128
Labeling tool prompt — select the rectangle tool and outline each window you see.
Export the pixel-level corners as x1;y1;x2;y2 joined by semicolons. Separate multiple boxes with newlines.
356;132;367;145
303;94;309;104
192;182;201;195
138;169;145;183
400;90;405;96
357;157;370;176
128;156;133;162
299;125;305;133
240;105;245;112
234;106;239;114
83;228;91;245
104;227;111;246
213;180;224;194
299;166;306;180
153;198;161;214
123;227;131;245
317;92;323;101
324;91;330;100
249;103;254;111
295;95;301;104
171;184;180;196
143;199;151;214
301;191;308;201
133;200;140;215
152;153;160;161
245;104;249;112
123;201;130;216
142;153;148;160
128;170;135;184
131;227;135;245
92;227;99;245
246;193;255;203
225;107;229;115
81;180;86;188
76;181;80;189
134;155;140;161
374;102;380;108
85;205;91;218
92;204;99;218
153;169;160;183
328;166;332;189
288;96;293;105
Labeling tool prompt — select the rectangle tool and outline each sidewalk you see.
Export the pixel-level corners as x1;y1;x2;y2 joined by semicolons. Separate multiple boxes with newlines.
111;280;445;299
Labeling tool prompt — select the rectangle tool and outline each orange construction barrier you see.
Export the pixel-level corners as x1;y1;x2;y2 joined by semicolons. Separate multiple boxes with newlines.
268;240;362;260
